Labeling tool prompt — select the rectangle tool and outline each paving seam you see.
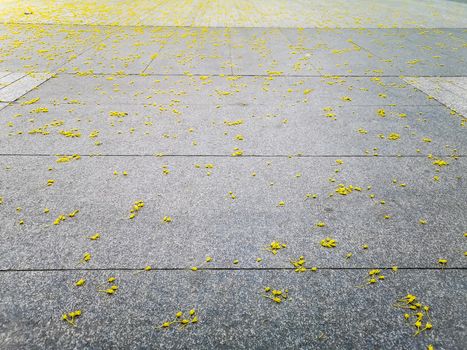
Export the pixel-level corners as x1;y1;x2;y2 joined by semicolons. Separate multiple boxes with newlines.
1;23;466;29
0;154;462;158
0;267;466;273
5;102;444;107
39;72;467;78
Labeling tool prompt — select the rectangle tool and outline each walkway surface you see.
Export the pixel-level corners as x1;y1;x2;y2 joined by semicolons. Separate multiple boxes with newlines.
0;1;466;349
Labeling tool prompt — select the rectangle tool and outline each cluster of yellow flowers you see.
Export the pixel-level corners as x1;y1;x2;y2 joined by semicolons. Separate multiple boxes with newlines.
109;111;128;117
290;256;317;273
129;200;144;219
265;241;287;255
261;287;289;304
56;154;81;163
394;294;433;336
231;147;244;156
357;269;386;287
335;184;358;195
160;309;198;329
53;210;79;225
59;129;81;137
97;277;119;295
320;237;337;248
62;310;82;326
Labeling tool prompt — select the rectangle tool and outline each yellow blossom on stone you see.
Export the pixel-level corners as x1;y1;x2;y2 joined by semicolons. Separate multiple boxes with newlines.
357;128;368;134
377;109;386;117
75;279;86;287
388;133;400;140
231;147;244;157
321;238;337;248
432;159;448;167
266;241;287;255
335;184;353;195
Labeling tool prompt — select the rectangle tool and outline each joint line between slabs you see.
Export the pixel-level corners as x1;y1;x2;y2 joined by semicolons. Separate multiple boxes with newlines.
1;23;466;30
1;267;466;273
51;72;467;78
0;154;461;158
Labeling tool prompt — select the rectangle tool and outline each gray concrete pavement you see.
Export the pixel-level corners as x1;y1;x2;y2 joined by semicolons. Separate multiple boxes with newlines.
0;1;466;349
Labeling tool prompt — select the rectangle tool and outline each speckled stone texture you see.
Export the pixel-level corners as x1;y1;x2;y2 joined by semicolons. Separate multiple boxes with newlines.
0;1;466;349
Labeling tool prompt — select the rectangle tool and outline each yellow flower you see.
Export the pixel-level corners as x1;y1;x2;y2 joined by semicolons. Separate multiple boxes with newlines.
321;238;337;248
335;184;353;195
231;147;244;157
357;128;368;134
75;279;85;286
266;241;287;254
388;133;400;140
89;233;100;240
432;159;448;167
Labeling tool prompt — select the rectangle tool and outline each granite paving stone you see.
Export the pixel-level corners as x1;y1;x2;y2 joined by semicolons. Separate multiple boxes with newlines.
0;25;115;73
0;103;465;155
145;27;233;75
0;156;464;270
0;1;466;349
62;27;176;75
11;74;441;107
0;270;465;349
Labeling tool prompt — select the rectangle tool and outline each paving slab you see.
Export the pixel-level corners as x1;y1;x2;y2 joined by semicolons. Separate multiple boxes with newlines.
145;27;233;75
62;27;175;75
0;72;26;89
230;28;319;76
0;156;465;270
0;270;465;349
404;77;467;117
0;24;114;73
347;29;467;76
11;74;441;108
391;29;467;61
0;73;52;102
279;29;401;76
0;103;465;156
0;1;466;348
